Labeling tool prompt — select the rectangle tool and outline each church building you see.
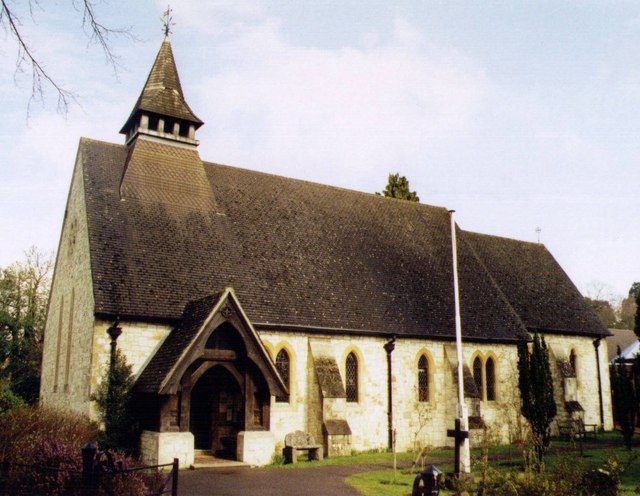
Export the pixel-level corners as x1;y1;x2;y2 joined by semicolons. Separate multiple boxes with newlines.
40;36;613;467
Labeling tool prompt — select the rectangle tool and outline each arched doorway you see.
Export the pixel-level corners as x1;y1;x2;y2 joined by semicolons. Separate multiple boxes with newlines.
190;365;244;458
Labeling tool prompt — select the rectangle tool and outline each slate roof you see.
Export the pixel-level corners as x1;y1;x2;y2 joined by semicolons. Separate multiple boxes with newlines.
134;292;222;393
120;36;203;134
464;232;608;336
78;136;606;342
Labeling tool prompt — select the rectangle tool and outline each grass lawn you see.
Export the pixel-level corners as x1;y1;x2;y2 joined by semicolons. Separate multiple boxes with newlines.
342;433;640;496
270;447;454;468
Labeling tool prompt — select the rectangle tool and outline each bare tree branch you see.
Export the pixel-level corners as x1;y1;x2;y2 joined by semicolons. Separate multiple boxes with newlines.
75;0;133;73
1;0;133;116
1;0;74;114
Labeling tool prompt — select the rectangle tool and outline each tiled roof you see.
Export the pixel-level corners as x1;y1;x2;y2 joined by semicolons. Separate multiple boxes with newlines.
80;137;604;340
134;292;221;393
464;232;609;337
135;288;290;394
119;138;216;211
120;37;203;134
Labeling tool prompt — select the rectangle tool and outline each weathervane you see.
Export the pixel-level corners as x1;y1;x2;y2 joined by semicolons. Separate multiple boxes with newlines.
162;5;175;36
536;226;541;243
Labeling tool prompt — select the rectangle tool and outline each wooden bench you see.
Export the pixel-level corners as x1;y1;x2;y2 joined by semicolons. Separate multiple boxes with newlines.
558;419;598;440
283;430;323;464
580;421;598;439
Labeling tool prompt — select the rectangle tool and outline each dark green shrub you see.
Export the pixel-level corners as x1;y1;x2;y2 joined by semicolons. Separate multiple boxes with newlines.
517;334;556;468
610;358;637;448
0;381;24;413
92;349;139;453
581;468;618;496
477;455;621;496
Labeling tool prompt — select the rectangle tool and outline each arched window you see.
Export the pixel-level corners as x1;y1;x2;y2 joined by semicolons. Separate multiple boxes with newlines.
275;349;290;403
346;352;358;403
418;355;429;402
485;357;496;401
569;349;577;377
473;356;483;398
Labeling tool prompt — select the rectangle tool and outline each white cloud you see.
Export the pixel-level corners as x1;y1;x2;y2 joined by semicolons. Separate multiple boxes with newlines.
190;15;489;192
2;0;638;298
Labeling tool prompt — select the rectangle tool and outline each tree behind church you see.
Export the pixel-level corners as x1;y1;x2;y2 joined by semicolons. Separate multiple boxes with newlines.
377;173;420;202
584;297;617;328
0;248;53;403
615;282;639;330
517;334;556;468
632;282;640;338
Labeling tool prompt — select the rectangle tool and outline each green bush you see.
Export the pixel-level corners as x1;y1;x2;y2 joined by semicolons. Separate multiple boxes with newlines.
0;381;25;414
477;456;621;496
92;349;139;453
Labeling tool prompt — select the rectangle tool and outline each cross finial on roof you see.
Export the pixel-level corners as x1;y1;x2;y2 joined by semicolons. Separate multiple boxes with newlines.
162;5;175;36
536;226;542;243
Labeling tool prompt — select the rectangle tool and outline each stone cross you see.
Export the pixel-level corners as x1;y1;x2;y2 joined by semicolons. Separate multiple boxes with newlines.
447;418;469;474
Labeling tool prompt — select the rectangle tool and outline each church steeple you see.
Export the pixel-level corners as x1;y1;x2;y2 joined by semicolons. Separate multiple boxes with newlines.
120;35;203;146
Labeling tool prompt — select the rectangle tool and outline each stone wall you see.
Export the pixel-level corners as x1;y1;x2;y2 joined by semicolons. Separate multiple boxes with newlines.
89;320;172;419
40;149;97;417
259;330;612;456
259;331;553;454
545;334;613;431
237;431;276;466
140;431;194;467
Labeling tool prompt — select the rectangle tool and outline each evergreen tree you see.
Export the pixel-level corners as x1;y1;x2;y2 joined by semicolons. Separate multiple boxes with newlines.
634;290;640;338
93;349;138;453
517;334;557;467
629;282;640;299
610;353;637;448
377;173;420;202
0;248;53;403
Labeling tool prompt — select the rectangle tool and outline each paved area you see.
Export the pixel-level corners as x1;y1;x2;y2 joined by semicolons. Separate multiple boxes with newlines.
179;464;373;496
178;437;639;495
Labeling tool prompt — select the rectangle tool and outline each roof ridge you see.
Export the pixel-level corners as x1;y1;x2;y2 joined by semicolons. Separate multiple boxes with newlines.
80;137;125;148
463;229;544;248
204;160;449;211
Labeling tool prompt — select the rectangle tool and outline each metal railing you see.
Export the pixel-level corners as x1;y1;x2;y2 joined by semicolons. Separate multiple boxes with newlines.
0;445;179;496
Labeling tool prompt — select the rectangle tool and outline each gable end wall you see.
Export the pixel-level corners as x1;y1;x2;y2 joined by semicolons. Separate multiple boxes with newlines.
40;147;96;415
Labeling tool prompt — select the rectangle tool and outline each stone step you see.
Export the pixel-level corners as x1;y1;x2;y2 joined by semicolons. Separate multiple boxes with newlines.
191;453;249;469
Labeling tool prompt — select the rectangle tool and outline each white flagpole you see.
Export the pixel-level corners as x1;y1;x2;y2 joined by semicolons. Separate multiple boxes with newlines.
449;209;470;473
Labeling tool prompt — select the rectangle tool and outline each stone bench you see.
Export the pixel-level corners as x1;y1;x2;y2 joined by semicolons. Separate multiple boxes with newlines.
283;430;323;464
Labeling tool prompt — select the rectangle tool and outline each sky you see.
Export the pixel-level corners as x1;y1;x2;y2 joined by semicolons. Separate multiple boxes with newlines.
0;0;638;302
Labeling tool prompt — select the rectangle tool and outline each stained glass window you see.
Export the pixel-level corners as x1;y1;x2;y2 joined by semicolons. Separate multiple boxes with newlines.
346;352;358;402
418;355;429;402
275;349;290;403
473;356;483;398
569;349;577;377
485;357;496;401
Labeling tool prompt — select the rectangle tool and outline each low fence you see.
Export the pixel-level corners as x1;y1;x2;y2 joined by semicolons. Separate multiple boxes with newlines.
0;444;178;496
